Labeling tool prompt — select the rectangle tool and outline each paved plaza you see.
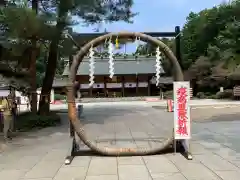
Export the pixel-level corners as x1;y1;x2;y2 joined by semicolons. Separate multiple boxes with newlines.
1;101;240;180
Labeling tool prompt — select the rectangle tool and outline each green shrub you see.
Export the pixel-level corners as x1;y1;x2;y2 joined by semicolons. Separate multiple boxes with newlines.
216;89;233;99
196;92;205;99
164;90;173;99
208;94;217;99
15;112;61;131
204;92;213;97
54;94;66;100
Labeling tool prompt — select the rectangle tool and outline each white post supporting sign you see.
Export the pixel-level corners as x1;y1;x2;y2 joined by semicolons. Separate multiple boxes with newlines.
173;81;191;140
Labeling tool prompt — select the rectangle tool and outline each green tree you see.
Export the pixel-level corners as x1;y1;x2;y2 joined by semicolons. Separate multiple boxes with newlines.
0;1;56;111
1;0;137;114
181;0;240;96
181;1;240;69
38;0;137;114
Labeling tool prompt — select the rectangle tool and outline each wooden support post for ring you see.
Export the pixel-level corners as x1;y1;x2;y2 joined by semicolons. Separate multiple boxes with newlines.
65;30;192;165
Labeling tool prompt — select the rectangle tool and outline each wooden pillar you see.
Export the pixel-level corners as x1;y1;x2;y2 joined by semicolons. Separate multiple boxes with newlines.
136;75;139;96
104;76;107;97
147;76;151;96
121;76;125;97
89;86;93;97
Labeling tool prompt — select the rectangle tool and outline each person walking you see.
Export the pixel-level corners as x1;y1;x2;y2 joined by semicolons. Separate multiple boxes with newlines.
1;95;13;141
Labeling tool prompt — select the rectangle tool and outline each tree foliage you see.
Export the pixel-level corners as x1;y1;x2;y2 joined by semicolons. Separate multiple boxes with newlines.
182;0;240;92
3;0;240;103
0;0;136;114
136;0;240;95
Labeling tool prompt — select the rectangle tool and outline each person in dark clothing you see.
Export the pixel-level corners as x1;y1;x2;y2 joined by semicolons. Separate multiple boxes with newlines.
12;100;17;131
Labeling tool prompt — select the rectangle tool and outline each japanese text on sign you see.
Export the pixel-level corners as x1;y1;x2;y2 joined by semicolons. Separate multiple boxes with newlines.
173;81;191;139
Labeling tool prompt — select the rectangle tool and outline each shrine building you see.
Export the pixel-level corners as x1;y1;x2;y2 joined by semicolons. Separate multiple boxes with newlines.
53;56;173;97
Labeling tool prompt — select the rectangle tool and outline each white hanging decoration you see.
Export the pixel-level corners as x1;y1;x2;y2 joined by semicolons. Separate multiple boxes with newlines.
155;47;162;86
108;38;114;78
89;45;95;87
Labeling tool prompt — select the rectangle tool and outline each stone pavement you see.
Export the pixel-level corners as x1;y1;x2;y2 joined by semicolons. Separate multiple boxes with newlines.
0;103;240;180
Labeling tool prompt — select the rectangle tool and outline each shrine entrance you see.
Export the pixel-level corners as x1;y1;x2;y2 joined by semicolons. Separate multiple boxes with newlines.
65;31;191;164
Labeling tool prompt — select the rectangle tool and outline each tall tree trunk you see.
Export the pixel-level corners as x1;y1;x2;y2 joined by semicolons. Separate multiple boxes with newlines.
38;22;65;115
38;41;58;115
30;0;38;113
29;40;37;113
38;0;68;115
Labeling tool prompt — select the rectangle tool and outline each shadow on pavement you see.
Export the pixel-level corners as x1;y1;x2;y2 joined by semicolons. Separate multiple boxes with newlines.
0;106;146;143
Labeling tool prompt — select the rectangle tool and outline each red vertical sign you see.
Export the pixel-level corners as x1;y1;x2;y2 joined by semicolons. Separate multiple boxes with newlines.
173;82;190;139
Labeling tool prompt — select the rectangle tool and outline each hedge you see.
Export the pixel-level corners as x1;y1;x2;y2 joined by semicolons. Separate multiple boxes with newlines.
15;111;61;131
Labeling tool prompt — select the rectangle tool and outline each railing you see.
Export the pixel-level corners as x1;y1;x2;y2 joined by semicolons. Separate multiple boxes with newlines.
233;86;240;97
190;88;193;98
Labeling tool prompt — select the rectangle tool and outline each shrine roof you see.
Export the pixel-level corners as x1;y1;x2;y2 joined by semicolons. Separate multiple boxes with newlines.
62;56;165;76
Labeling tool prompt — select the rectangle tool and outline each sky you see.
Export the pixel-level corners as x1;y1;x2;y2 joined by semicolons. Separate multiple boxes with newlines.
73;0;227;33
72;0;227;53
